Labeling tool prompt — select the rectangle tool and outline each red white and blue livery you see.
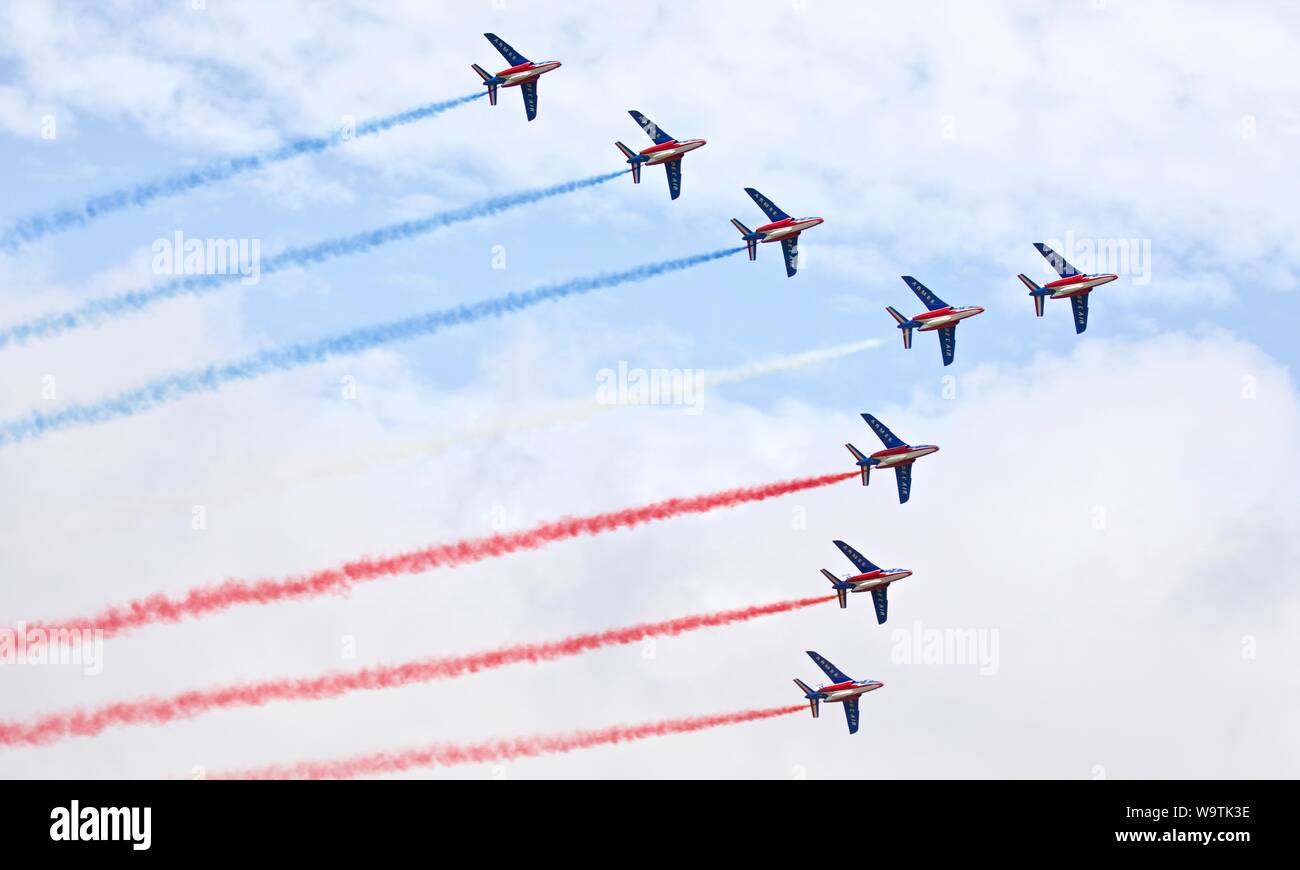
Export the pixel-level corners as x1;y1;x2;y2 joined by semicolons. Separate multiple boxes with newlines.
471;33;562;122
731;188;824;277
615;111;706;201
820;540;913;624
793;651;884;735
1017;242;1118;334
886;276;985;367
845;413;939;504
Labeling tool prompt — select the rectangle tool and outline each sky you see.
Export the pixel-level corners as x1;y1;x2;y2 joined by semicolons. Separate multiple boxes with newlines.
0;0;1297;779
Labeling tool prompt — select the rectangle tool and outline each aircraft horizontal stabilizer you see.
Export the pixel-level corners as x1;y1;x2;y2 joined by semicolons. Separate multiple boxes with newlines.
820;569;848;608
844;443;871;486
730;219;757;260
793;678;820;718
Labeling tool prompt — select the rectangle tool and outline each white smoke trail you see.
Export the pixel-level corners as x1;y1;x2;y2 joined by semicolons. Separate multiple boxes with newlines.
166;337;884;513
700;339;883;387
33;337;883;546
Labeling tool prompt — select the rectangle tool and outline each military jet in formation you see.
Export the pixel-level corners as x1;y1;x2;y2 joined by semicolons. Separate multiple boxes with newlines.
731;188;824;277
615;111;706;200
1019;242;1118;334
471;33;562;122
820;540;913;624
794;651;884;735
845;413;938;504
886;277;985;366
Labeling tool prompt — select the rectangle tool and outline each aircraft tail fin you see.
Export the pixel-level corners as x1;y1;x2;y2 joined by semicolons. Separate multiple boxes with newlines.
886;306;913;349
820;569;848;608
615;143;641;183
1018;273;1046;317
471;65;498;105
731;218;757;260
793;678;820;718
845;443;871;486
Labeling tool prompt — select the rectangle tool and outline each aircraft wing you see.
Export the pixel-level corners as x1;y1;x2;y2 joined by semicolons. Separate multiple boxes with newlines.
861;413;905;449
895;464;912;504
484;33;529;66
520;81;539;122
1071;292;1089;334
842;697;861;735
1034;242;1081;278
745;187;790;222
870;587;888;625
902;276;949;311
629;110;673;144
780;237;799;277
806;650;852;684
833;540;880;574
938;326;956;366
664;160;682;200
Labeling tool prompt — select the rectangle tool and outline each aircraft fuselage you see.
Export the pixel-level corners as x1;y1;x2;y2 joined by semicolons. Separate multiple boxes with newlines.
818;680;885;703
1045;273;1117;298
911;305;985;331
756;216;824;242
870;444;939;468
496;60;562;86
639;138;706;164
845;568;913;592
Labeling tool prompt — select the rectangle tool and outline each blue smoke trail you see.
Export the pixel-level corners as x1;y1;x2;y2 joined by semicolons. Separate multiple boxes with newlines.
0;169;627;349
0;247;744;448
0;92;487;252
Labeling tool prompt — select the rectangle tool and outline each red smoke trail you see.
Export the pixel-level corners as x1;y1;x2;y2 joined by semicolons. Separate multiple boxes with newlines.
27;470;855;640
214;704;805;779
0;595;834;748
